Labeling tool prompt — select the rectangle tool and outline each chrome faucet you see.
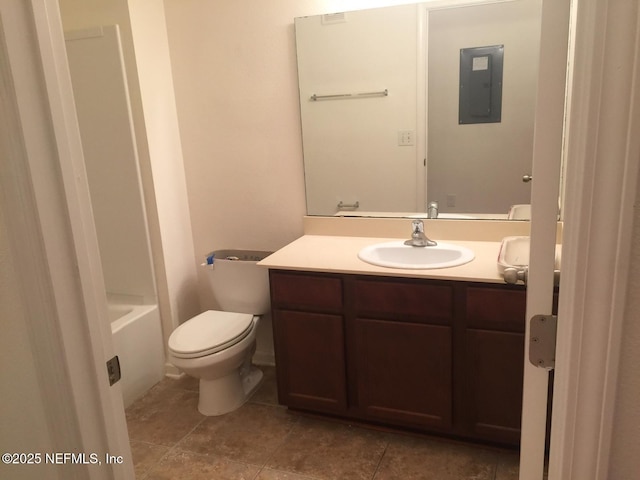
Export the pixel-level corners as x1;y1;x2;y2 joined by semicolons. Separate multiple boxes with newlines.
404;219;437;247
427;201;439;219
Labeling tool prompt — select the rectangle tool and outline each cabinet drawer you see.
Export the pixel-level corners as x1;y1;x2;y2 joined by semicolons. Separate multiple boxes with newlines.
354;278;453;324
466;286;526;332
270;271;343;311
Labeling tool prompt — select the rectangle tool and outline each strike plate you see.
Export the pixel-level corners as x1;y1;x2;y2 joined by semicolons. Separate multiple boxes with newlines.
107;355;121;386
529;314;557;370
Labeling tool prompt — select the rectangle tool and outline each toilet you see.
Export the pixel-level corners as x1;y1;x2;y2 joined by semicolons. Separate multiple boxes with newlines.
167;249;272;416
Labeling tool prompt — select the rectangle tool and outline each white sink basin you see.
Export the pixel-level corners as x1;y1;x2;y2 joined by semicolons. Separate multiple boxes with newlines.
358;240;475;269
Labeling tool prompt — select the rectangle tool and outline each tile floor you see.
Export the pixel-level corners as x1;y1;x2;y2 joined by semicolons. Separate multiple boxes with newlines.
126;366;521;480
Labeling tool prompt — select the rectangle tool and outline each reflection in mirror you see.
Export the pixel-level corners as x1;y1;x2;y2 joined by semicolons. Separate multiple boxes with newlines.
295;0;544;219
428;1;540;218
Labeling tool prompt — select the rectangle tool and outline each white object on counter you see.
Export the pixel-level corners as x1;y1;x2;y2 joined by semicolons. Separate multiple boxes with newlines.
497;236;561;274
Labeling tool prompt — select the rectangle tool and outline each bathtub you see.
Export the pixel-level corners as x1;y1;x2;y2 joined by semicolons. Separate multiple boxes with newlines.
108;303;165;408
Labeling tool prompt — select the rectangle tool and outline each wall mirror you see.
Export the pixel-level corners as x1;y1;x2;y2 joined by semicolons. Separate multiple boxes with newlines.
295;0;549;220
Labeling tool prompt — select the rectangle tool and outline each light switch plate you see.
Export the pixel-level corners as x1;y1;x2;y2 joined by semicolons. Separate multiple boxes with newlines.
397;130;414;146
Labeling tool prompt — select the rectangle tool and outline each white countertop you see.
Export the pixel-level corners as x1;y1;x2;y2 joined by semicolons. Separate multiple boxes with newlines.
258;234;505;283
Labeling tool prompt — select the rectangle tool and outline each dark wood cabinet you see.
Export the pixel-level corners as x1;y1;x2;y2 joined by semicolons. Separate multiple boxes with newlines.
351;277;454;430
269;269;528;446
353;318;452;429
270;272;347;414
462;286;527;444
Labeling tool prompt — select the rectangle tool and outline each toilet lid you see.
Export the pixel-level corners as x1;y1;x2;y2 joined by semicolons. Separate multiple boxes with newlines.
168;310;254;359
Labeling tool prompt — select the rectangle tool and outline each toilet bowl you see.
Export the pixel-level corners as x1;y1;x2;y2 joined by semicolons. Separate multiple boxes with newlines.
168;311;263;416
167;249;272;416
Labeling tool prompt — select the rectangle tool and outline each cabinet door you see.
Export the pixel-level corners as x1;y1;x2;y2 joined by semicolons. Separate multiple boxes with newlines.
273;310;347;414
354;317;452;429
464;329;524;444
464;286;526;445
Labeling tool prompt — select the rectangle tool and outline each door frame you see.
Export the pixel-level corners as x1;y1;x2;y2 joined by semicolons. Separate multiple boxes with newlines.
0;0;133;478
548;0;640;478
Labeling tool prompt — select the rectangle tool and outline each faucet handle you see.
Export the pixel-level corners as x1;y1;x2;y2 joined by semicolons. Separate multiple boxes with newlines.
405;219;437;247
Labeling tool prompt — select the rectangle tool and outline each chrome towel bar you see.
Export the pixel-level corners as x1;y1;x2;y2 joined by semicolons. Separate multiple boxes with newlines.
311;89;388;101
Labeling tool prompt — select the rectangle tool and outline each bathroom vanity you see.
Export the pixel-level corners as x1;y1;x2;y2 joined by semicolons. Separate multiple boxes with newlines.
258;219;555;447
269;269;526;446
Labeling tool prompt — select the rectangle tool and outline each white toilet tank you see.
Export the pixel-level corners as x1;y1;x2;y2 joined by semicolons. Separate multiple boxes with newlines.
206;250;272;315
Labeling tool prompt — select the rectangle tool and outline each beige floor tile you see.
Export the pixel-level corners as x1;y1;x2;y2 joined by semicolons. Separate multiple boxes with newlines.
267;417;388;480
127;371;510;480
169;373;199;392
126;381;204;447
177;403;298;465
144;450;260;480
251;365;279;406
129;440;170;479
373;435;498;480
256;468;323;480
495;451;520;480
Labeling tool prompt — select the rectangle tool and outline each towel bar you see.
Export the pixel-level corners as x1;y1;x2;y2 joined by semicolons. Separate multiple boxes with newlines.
311;89;388;101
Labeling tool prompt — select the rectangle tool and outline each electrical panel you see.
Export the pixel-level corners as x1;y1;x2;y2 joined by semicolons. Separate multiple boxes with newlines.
459;45;504;124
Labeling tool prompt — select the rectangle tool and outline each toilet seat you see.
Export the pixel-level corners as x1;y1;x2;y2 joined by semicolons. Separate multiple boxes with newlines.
168;310;255;359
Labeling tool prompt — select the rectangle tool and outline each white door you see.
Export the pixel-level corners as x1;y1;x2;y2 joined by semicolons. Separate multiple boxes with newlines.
0;0;133;478
519;0;571;478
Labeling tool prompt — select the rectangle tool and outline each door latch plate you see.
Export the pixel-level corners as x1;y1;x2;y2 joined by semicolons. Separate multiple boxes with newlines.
529;314;557;369
106;355;121;386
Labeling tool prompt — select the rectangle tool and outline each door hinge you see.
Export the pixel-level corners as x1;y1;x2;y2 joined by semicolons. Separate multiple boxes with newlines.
106;355;121;386
529;314;557;369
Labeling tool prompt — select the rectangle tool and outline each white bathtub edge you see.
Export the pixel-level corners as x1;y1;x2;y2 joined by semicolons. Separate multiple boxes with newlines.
109;302;165;407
